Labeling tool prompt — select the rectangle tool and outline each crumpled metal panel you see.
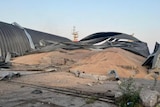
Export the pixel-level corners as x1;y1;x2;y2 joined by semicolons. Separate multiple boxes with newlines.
143;42;160;69
0;21;71;60
25;28;71;48
0;21;150;63
80;32;140;44
80;32;150;57
32;32;150;58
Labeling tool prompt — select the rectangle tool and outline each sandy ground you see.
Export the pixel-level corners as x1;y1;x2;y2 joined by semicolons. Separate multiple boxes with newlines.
0;81;116;107
0;48;160;107
0;70;160;107
0;71;118;107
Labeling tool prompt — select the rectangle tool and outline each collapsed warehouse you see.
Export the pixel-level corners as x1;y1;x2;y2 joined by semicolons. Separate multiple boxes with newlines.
0;21;159;76
1;20;160;107
0;21;71;59
0;21;150;58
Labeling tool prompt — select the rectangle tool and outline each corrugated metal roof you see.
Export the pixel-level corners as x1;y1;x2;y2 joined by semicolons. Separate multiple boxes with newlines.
0;22;31;59
25;28;71;47
0;21;71;60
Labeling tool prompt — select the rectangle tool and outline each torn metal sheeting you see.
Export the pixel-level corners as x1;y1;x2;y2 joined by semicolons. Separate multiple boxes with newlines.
25;28;71;48
80;32;140;44
12;22;35;49
0;62;11;69
0;21;71;62
35;32;150;57
0;21;150;60
0;52;11;69
80;32;150;57
143;42;160;70
0;72;21;80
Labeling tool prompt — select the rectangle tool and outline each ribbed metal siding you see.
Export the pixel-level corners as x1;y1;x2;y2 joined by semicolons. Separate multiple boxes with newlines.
25;28;71;47
0;22;31;59
0;21;71;60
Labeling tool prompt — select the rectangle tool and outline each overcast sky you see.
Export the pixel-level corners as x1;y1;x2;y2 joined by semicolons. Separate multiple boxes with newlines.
0;0;160;52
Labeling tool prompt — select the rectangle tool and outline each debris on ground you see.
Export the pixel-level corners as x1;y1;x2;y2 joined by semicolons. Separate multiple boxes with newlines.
0;52;12;69
0;72;21;80
143;42;160;80
31;89;43;94
69;70;109;81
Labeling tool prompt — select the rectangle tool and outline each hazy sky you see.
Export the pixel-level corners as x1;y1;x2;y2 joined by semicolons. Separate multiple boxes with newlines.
0;0;160;52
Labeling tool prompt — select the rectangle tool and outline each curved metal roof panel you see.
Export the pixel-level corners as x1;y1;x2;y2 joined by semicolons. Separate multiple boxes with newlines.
0;21;71;60
80;32;149;57
0;22;31;59
25;28;71;47
80;32;140;43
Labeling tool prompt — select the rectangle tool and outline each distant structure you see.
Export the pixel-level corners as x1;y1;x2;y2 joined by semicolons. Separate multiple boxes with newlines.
72;26;79;42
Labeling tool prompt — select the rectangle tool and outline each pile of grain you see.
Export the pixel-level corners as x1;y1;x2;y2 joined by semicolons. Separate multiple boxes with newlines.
70;48;147;78
12;48;148;78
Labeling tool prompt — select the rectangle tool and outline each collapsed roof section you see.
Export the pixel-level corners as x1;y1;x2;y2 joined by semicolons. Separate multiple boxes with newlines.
25;28;71;48
142;42;160;69
0;21;150;64
80;32;150;57
80;32;140;44
0;21;71;60
34;32;150;58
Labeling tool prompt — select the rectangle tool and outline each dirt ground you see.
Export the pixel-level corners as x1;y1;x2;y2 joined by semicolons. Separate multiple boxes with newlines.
0;48;160;107
0;71;118;107
0;70;160;107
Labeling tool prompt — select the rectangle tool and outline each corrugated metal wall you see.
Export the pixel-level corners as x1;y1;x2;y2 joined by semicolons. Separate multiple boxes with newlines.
0;21;71;60
25;28;71;47
0;22;31;59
